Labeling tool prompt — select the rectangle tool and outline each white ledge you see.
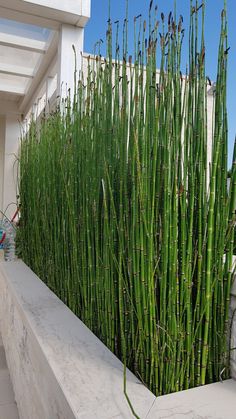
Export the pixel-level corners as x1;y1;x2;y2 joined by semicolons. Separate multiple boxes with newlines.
0;260;236;418
0;261;155;419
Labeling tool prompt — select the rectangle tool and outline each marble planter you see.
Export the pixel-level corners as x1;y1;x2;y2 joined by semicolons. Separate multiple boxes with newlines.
0;260;235;419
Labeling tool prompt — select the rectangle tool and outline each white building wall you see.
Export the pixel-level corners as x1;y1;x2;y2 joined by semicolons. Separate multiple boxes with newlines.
81;54;215;184
2;116;21;220
0;115;5;214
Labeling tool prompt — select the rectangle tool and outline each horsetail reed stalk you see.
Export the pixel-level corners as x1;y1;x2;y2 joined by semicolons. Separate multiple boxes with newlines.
18;0;235;407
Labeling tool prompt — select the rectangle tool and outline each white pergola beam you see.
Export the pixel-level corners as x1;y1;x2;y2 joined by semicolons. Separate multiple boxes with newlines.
0;83;25;95
0;62;34;78
19;33;58;115
23;0;89;17
0;5;59;30
0;0;90;30
0;32;47;53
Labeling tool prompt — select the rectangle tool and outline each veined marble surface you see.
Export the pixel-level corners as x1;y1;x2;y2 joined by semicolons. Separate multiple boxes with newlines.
0;260;235;419
0;261;155;418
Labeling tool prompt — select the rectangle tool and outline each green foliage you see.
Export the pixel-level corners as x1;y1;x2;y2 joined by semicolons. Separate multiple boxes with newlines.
19;0;235;398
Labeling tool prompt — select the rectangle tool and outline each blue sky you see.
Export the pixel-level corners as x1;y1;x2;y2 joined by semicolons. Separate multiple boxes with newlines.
84;0;236;166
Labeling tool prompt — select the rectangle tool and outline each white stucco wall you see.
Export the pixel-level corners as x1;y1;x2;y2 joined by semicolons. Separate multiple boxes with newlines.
0;114;22;220
0;115;5;214
2;116;21;220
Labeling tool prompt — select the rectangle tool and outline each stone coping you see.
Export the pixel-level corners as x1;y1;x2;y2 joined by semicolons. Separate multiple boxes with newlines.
0;261;155;418
0;260;235;418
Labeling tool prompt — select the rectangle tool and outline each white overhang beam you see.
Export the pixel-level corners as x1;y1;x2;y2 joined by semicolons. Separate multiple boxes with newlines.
0;5;59;30
0;0;91;30
0;62;34;78
0;82;25;95
0;32;47;53
19;32;58;116
23;0;90;18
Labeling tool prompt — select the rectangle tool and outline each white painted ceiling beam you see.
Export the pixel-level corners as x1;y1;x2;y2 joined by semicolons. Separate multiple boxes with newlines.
0;62;34;78
0;82;25;95
0;32;47;53
19;32;58;116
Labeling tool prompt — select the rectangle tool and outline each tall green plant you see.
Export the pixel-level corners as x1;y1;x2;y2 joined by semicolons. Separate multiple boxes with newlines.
19;0;235;403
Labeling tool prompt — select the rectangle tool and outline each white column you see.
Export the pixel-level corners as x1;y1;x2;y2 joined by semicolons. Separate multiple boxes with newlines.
57;24;84;100
46;76;55;103
3;115;21;220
